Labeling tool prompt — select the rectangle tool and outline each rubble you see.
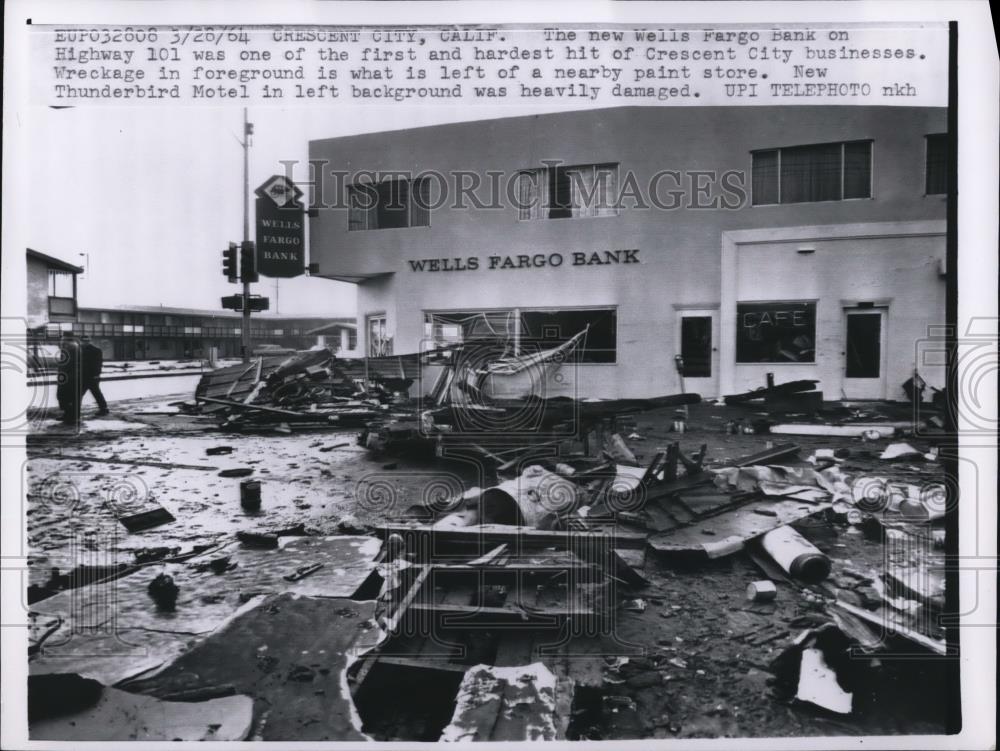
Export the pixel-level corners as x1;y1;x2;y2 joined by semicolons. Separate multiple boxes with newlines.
24;363;956;740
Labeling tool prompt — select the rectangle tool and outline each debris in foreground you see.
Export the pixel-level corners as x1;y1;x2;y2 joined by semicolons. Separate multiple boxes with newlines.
29;674;253;741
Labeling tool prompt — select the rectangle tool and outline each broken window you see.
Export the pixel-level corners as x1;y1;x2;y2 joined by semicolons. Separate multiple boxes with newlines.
517;164;619;220
348;177;431;231
751;141;872;205
925;133;949;195
520;309;616;363
736;301;816;363
424;308;616;363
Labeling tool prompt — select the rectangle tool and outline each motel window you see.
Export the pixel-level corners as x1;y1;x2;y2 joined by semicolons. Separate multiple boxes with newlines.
925;134;948;195
517;163;620;220
751;141;872;205
736;301;816;363
423;308;617;364
348;178;431;231
47;270;74;298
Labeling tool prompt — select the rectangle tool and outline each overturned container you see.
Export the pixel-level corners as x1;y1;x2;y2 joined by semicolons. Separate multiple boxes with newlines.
480;465;579;528
760;525;831;584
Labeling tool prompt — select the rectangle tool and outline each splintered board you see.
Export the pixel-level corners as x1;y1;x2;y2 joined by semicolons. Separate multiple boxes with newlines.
648;499;831;558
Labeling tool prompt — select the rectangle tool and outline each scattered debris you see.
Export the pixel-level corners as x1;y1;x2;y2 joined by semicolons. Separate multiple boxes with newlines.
439;663;568;742
759;526;832;584
148;573;180;611
29;675;253;741
746;580;778;602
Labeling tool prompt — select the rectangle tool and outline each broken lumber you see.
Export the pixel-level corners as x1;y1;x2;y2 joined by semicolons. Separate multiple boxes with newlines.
732;443;801;466
724;379;819;405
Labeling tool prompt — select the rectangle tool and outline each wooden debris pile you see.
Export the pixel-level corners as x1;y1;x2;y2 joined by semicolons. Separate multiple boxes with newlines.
188;349;417;433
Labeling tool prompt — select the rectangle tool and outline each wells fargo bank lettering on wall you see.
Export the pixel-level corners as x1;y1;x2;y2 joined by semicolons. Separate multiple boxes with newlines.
407;249;640;272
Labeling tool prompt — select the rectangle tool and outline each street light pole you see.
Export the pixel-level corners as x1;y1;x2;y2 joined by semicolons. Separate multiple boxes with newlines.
241;108;252;363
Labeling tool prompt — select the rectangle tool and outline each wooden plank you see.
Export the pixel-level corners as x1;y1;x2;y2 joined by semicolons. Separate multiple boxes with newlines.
376;524;646;549
732;442;801;467
409;603;590;619
648;499;832;558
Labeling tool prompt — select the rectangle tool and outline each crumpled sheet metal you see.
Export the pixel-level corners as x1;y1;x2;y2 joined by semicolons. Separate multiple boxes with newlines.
712;464;851;502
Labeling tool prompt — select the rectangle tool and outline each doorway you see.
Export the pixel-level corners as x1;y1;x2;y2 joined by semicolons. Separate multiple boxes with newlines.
843;308;887;399
678;310;719;397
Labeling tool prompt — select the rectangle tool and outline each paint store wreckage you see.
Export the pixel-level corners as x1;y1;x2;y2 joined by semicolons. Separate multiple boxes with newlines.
27;335;955;740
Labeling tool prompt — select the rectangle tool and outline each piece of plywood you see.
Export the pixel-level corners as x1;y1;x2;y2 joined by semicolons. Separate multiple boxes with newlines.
29;536;380;685
648;499;831;558
124;594;379;741
31;686;253;741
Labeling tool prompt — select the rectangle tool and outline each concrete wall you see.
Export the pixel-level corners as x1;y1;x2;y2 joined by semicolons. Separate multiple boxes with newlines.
311;106;948;399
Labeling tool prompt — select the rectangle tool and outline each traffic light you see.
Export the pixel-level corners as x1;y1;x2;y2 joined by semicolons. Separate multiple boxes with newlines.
222;243;238;283
240;241;258;283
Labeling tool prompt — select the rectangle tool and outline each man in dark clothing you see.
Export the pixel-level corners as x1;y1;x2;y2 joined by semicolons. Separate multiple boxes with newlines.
56;332;81;424
79;335;109;416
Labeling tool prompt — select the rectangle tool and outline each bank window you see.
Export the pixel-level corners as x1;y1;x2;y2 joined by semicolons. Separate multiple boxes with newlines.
367;315;392;357
752;141;872;205
348;178;431;231
517;163;620;220
925;134;948;195
423;308;617;364
736;301;816;363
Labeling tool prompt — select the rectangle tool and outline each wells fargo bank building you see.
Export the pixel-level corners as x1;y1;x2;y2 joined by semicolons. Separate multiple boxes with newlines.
308;106;947;400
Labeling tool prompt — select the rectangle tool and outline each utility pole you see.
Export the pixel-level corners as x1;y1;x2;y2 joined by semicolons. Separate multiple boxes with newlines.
241;108;253;363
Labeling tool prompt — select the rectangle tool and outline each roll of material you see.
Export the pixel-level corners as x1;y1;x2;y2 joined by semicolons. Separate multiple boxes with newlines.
760;526;831;584
746;580;778;602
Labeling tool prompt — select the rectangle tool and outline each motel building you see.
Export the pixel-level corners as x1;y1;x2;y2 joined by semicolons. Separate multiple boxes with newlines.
308;106;948;400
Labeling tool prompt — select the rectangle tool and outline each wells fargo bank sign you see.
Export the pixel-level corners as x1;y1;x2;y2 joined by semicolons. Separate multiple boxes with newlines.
407;249;640;272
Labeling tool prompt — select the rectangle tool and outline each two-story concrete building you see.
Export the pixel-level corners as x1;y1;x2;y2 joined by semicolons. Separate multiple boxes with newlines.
308;106;948;400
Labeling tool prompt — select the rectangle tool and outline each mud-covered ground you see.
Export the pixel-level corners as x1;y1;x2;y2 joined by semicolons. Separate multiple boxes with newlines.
22;393;953;739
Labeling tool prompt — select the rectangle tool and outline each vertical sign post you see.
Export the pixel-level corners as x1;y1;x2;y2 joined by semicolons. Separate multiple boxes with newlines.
241;109;254;363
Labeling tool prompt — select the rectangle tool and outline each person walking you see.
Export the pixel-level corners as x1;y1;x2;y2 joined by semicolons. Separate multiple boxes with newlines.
79;335;109;416
56;331;81;424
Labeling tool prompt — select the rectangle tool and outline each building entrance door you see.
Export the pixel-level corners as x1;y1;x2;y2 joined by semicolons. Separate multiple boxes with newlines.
678;310;719;397
843;308;887;399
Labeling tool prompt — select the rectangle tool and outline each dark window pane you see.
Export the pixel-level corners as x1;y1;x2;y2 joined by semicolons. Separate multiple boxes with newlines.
375;181;408;229
752;150;779;205
548;167;573;218
521;309;616;363
780;143;842;203
843;141;872;198
926;133;948;195
680;316;712;377
410;178;431;227
736;302;816;363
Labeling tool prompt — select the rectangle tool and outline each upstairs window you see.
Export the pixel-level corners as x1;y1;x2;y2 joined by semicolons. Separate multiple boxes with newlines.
47;270;74;298
348;177;431;231
517;163;619;220
752;141;872;205
925;133;948;195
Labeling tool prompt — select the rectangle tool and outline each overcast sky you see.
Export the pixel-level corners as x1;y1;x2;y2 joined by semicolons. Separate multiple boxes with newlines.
27;102;583;317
